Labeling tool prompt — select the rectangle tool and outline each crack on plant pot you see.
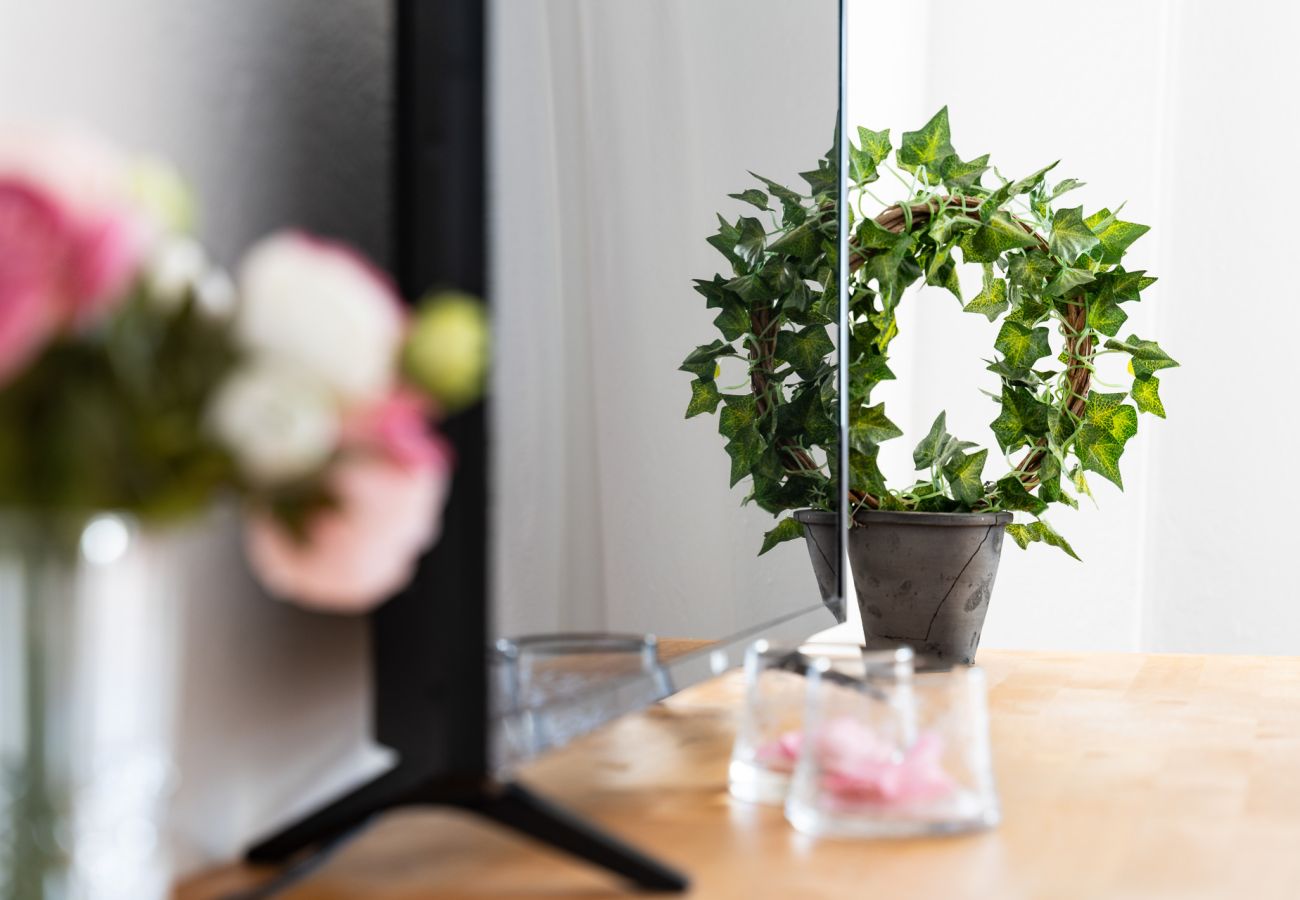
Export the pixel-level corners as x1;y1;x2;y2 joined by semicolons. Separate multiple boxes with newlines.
922;525;993;642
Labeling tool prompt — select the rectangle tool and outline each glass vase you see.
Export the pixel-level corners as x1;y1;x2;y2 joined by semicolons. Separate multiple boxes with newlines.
1;512;180;900
784;648;999;838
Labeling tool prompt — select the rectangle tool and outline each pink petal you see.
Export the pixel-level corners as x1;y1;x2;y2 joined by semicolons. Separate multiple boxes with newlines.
245;454;451;613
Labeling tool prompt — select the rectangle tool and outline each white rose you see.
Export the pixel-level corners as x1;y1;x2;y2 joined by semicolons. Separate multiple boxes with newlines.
146;235;208;310
209;360;340;485
234;232;405;404
145;235;236;321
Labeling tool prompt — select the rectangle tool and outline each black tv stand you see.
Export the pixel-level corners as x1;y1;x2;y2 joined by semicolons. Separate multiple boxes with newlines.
244;770;688;893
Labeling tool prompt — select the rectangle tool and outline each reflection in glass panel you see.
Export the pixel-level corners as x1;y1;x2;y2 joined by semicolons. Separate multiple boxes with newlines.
490;0;842;742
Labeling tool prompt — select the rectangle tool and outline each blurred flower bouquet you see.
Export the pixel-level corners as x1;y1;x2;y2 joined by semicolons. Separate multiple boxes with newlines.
0;125;487;612
0;125;487;900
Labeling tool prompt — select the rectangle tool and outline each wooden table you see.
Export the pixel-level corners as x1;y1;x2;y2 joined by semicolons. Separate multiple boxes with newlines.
179;651;1300;899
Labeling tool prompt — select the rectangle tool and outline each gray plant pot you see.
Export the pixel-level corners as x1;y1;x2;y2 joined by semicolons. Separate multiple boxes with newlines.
793;510;843;622
796;508;1013;665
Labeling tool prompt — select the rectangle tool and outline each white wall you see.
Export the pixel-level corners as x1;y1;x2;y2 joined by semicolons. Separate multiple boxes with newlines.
0;0;394;873
848;0;1300;654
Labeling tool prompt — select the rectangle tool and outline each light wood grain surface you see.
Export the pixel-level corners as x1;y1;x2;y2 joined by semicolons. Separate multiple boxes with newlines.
178;650;1300;899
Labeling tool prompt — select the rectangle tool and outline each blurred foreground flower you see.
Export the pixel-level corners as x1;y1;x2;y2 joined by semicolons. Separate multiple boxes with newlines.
0;126;152;383
245;452;449;613
235;231;405;404
404;289;489;413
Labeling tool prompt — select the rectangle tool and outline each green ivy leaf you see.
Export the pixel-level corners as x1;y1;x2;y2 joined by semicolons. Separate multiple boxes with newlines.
767;219;819;261
963;276;1009;321
728;188;770;211
897;107;955;183
1049;178;1086;200
735;216;767;266
711;299;749;341
799;162;837;196
752;474;816;516
994;321;1052;369
942;448;988;506
983;161;1059;212
759;516;806;555
862;234;922;303
1086;297;1128;337
961;211;1040;263
706;215;742;266
1131;376;1166;417
851;126;891;183
693;275;734;310
1045;265;1096;297
685;378;721;418
989;387;1051;452
941;152;990;190
775;326;835;378
750;173;806;225
914;493;961;513
724;425;765;488
927;256;963;301
1036;452;1068;505
1085;208;1150;264
996;474;1048;515
851;353;896;390
679;340;736;379
1109;269;1157;302
1049;206;1101;263
1070;465;1094;500
1104;334;1179;380
850;402;903;450
1005;519;1080;559
857;217;902;251
912;411;976;470
719;394;759;438
1005;296;1050;326
1073;392;1138;489
777;384;837;445
1085;391;1139;442
725;272;776;304
1007;251;1057;291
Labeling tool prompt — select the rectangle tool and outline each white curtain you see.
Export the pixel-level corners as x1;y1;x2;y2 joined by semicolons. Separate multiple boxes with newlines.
490;0;840;639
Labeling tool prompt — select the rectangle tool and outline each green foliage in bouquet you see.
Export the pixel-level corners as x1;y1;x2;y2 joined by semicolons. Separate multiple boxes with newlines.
0;285;235;520
683;107;1178;558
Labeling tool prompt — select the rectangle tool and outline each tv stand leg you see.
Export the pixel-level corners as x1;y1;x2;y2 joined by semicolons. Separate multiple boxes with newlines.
240;771;688;895
457;781;688;892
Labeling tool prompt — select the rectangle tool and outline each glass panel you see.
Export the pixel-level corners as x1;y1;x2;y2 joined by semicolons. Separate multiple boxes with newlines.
489;0;844;757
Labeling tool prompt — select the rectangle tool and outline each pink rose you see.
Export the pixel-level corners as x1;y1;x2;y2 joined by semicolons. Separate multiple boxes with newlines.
0;181;68;383
245;452;451;614
0;126;150;383
341;389;451;469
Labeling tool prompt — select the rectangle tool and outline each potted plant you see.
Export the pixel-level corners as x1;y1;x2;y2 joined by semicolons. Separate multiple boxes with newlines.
682;108;1177;663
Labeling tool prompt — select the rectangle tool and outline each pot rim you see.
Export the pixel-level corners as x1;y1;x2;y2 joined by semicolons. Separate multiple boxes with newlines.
792;508;1012;527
